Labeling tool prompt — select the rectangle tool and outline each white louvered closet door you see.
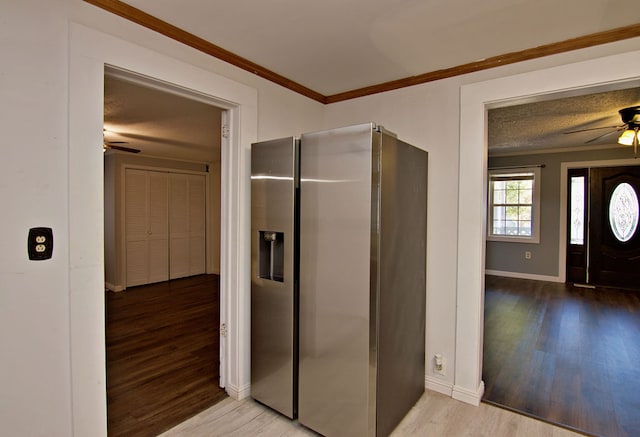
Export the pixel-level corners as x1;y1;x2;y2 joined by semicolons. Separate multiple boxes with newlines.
125;169;169;287
169;173;206;279
147;172;170;282
188;174;206;275
169;174;189;279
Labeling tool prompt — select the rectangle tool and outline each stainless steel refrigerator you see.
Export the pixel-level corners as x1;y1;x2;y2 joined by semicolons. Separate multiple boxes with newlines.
251;123;427;436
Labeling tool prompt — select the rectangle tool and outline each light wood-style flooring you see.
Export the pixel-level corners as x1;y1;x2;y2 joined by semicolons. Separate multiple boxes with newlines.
161;389;582;436
483;275;640;437
106;274;226;437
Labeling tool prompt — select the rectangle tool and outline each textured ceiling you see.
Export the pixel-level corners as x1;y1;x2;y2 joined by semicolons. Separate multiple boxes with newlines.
489;86;640;154
120;0;639;96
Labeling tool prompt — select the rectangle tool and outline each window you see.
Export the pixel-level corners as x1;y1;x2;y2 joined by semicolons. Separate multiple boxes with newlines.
609;182;639;243
487;167;541;243
569;175;586;245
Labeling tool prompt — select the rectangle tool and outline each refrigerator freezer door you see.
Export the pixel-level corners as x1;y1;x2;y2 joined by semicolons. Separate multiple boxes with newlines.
250;137;298;418
299;123;376;436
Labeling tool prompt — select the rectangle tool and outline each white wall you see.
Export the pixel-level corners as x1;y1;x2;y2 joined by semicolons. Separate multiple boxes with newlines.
67;18;322;436
0;1;73;435
67;1;326;140
0;1;323;435
324;37;640;402
324;81;462;395
2;0;640;435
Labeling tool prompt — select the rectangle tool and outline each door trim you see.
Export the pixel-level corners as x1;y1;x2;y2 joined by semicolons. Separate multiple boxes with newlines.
460;49;640;407
70;23;257;436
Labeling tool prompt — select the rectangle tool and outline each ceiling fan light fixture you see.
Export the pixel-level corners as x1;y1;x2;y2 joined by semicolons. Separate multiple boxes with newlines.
618;127;638;146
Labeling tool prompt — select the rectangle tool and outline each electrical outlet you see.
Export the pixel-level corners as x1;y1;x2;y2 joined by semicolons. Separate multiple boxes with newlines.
434;354;446;376
28;227;53;260
525;251;532;260
220;323;227;337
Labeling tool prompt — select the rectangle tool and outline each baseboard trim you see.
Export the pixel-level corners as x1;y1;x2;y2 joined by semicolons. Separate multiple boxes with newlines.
452;381;485;406
105;282;124;292
226;383;251;400
485;270;562;283
425;376;454;396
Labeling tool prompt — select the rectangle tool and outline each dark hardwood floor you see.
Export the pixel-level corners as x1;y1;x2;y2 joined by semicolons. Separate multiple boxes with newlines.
483;275;640;437
106;274;227;437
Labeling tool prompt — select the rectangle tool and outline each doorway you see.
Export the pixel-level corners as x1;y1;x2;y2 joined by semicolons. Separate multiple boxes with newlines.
69;23;258;436
457;49;640;408
103;69;227;435
103;68;223;291
566;165;640;289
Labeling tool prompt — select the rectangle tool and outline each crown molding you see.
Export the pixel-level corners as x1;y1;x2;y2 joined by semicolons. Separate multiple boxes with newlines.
83;0;327;103
83;1;640;105
325;23;640;103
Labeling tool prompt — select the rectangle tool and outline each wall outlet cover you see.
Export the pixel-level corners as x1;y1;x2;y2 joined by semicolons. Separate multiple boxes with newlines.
28;227;53;260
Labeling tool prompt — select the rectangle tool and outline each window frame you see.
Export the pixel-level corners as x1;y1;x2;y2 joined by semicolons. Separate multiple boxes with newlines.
487;166;541;244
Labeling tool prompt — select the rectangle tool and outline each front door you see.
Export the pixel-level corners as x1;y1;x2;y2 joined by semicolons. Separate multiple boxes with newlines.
589;166;640;289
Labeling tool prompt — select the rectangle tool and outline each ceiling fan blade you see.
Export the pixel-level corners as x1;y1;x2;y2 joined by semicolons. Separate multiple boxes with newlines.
105;144;141;153
563;125;622;135
584;126;626;144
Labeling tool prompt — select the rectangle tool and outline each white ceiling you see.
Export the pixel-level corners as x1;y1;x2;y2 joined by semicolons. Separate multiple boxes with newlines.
104;72;222;162
122;0;638;96
101;1;640;160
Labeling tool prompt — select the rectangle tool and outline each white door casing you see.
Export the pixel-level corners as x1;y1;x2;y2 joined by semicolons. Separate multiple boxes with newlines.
456;49;640;406
70;23;257;436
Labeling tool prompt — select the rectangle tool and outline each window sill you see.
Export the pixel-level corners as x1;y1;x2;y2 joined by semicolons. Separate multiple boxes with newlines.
487;235;540;244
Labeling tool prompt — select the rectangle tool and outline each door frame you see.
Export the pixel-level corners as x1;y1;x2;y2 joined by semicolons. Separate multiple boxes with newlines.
69;23;257;436
459;50;640;405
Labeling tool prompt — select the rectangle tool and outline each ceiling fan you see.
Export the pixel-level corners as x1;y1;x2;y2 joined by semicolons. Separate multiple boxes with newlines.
103;129;141;153
564;105;640;157
103;141;141;154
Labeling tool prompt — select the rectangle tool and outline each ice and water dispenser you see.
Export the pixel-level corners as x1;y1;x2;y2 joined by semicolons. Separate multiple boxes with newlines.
258;231;284;282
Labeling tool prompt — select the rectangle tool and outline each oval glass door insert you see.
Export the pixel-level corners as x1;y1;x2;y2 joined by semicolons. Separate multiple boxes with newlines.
609;182;639;242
